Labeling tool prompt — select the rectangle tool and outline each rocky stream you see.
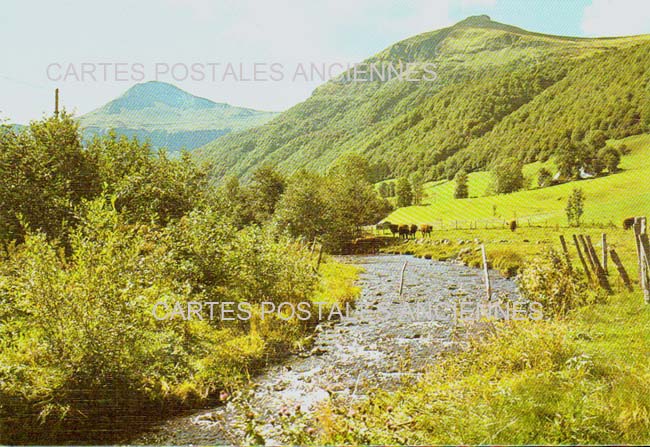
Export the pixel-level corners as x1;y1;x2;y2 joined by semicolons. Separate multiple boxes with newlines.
130;254;518;445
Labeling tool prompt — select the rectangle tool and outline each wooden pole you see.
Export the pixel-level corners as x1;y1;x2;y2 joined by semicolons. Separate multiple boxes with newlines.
638;241;650;303
481;244;492;301
637;224;650;303
633;217;650;303
578;234;596;275
399;261;408;297
572;234;592;282
559;235;572;271
609;248;633;292
601;233;608;275
633;217;644;288
585;235;612;294
54;88;59;118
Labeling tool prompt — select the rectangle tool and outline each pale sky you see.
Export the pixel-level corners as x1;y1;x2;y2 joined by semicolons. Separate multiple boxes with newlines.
2;0;650;124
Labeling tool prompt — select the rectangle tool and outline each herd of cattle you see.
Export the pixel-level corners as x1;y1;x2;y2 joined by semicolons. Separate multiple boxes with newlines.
377;217;638;239
376;222;433;239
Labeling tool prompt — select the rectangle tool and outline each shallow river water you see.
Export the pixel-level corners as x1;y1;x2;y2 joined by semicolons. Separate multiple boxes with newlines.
130;254;518;445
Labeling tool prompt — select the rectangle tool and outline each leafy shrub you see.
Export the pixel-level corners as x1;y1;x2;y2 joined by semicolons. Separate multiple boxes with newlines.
0;200;322;442
566;187;585;227
518;248;598;316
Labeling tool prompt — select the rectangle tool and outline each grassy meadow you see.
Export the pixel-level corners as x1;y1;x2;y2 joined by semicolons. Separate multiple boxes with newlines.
385;133;650;227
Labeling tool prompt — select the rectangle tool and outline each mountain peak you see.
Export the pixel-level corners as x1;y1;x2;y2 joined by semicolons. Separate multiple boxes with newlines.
106;81;220;113
126;80;184;95
455;15;492;26
448;14;534;36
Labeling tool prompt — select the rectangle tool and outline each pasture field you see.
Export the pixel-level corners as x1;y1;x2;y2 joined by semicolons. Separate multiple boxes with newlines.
385;134;650;228
383;226;639;280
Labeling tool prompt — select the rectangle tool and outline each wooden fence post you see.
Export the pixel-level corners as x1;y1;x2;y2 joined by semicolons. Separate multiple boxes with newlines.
578;235;596;278
633;217;644;286
481;244;492;301
572;234;592;282
399;261;408;297
637;218;650;303
609;248;633;292
601;233;608;275
559;235;572;271
634;217;650;303
585;235;612;294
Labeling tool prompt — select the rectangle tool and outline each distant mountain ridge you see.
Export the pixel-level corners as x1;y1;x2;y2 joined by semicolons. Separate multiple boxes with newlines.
194;15;650;181
79;82;277;154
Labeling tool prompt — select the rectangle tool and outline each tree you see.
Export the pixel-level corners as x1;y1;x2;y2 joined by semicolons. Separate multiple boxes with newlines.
586;153;604;176
87;132;210;226
275;170;328;242
388;181;396;197
556;141;582;181
327;153;372;183
396;177;414;207
322;153;392;250
113;151;209;226
368;161;390;183
410;172;425;205
566;188;585;227
598;146;621;173
537;167;552;188
492;158;524;194
586;129;607;151
0;113;100;244
454;169;469;198
248;164;286;223
378;182;391;198
216;175;255;229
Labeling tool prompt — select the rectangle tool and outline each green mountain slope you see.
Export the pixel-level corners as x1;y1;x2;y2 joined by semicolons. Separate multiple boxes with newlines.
195;15;650;181
79;81;277;154
385;133;650;227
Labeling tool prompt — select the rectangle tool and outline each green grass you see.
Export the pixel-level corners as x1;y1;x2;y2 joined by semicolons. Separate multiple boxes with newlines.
313;256;363;308
386;134;650;227
317;303;650;444
313;225;650;445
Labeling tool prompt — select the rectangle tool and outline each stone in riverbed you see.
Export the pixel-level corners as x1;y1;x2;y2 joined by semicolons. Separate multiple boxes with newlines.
311;347;327;356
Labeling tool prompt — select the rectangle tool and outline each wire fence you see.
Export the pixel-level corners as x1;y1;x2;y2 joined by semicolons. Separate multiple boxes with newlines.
372;217;621;234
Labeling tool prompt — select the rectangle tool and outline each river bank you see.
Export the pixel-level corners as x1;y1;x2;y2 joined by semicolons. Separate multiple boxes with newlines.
129;254;518;445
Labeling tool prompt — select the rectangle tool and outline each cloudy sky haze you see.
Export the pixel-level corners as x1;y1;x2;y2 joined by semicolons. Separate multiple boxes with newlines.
2;0;650;123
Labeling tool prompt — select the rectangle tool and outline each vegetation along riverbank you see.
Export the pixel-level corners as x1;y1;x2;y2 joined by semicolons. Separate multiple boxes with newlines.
0;115;364;443
302;225;650;445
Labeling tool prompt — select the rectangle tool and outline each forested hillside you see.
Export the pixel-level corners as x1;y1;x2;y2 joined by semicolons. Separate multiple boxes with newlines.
195;15;650;182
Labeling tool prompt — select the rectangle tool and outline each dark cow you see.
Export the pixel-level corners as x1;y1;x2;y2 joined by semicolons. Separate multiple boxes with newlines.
398;224;410;239
409;224;418;238
419;224;433;238
623;216;635;230
389;224;399;237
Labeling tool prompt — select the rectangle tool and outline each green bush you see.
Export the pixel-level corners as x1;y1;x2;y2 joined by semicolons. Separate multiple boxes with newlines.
0;200;321;442
518;248;598;316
